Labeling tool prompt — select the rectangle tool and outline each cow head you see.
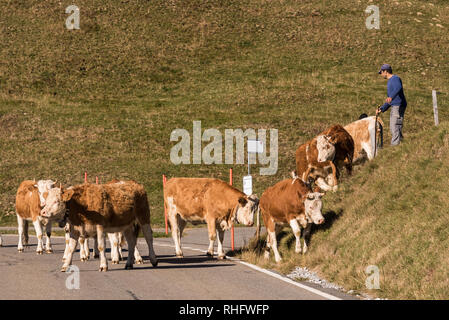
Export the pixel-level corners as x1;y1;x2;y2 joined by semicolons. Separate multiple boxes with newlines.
34;179;56;207
316;135;336;162
304;191;325;225
40;187;73;221
234;194;259;227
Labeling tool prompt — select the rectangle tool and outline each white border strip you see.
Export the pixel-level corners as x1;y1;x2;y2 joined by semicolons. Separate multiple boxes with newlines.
152;240;342;300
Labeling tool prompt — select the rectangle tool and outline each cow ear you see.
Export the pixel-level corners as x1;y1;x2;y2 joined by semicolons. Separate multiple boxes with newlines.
238;197;248;206
62;189;74;202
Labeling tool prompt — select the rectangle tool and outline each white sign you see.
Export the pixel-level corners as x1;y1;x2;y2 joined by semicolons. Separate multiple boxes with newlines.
247;140;263;153
243;175;253;195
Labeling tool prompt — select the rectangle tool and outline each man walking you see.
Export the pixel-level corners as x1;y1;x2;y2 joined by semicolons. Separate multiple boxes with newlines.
376;64;407;146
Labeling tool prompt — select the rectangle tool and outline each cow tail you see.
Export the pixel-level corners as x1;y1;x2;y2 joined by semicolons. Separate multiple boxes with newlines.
256;206;261;241
134;222;140;239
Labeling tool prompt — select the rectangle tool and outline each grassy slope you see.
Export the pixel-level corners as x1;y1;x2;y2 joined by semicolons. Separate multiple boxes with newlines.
0;0;448;298
241;124;449;299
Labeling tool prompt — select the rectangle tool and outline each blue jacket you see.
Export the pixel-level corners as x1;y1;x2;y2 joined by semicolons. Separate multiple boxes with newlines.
380;75;407;112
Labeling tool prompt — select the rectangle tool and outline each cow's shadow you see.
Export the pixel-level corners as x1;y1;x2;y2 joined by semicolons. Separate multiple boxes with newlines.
106;254;235;271
305;209;343;248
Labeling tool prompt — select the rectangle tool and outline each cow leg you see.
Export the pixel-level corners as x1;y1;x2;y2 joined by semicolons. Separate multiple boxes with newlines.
268;229;281;263
94;236;100;259
61;233;79;272
79;237;88;262
302;223;313;254
264;216;281;262
118;232;124;260
123;226;137;270
62;224;70;262
32;219;44;255
108;233;120;264
84;237;90;260
264;232;271;260
17;215;25;252
0;234;2;247
216;228;226;259
44;223;53;253
169;213;183;258
289;219;302;254
141;224;158;267
96;226;108;272
206;219;217;257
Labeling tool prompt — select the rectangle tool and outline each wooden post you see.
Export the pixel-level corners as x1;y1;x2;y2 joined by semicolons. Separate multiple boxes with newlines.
432;90;439;126
84;172;87;183
163;175;168;235
96;176;99;184
230;168;234;251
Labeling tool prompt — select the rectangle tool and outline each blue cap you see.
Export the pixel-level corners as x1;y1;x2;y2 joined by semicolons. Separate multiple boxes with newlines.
378;64;392;74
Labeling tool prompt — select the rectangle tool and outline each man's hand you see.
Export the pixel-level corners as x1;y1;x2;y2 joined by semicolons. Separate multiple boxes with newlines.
385;97;392;104
376;108;382;115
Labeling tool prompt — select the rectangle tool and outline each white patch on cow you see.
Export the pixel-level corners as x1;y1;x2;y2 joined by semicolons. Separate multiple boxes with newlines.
36;180;55;207
316;135;336;162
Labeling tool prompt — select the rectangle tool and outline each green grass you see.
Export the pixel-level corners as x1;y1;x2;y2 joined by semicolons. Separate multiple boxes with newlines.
0;0;448;299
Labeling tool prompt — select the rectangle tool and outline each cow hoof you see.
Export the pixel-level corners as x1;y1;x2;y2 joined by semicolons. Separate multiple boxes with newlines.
135;259;143;265
176;254;184;258
80;258;87;262
61;266;68;272
99;266;108;272
18;248;24;253
218;255;226;260
46;249;53;254
112;260;119;265
36;250;43;255
206;252;214;257
125;264;133;270
151;260;158;267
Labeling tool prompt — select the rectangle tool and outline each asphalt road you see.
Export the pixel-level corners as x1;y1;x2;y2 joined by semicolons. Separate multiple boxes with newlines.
0;228;355;300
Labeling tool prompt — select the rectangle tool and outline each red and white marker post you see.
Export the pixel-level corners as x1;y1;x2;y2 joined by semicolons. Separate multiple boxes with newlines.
163;174;168;235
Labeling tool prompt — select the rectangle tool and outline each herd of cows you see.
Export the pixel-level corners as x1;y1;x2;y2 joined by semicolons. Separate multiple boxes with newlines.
0;115;383;271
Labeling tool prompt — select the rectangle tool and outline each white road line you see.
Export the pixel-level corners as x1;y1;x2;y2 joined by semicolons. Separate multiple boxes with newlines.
152;240;342;300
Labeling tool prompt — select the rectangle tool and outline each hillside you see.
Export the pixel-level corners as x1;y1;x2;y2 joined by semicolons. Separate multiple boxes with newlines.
0;0;448;299
241;123;449;299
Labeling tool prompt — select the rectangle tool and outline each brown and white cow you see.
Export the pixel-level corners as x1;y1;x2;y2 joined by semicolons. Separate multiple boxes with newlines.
344;116;383;164
15;180;57;254
40;180;158;272
295;124;354;192
164;177;259;259
257;172;325;263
